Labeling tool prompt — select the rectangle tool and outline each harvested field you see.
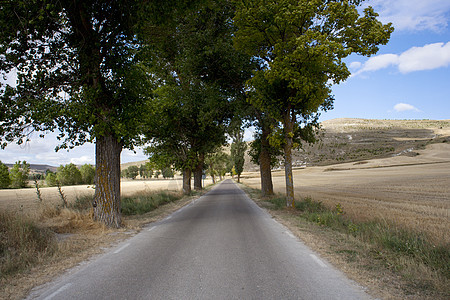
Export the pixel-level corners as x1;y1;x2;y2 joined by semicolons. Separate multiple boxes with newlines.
241;142;450;246
0;178;213;214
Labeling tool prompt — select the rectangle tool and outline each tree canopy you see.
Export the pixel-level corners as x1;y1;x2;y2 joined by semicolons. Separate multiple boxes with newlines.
142;0;253;193
233;0;393;205
0;0;195;226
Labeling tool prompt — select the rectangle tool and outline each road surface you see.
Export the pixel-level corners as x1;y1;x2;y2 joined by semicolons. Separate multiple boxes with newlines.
27;180;371;300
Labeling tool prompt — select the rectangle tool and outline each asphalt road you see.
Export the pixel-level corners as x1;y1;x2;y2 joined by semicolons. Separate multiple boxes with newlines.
27;180;371;300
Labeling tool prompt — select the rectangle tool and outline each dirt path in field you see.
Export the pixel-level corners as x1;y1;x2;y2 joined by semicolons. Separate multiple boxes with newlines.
0;178;213;214
241;142;450;245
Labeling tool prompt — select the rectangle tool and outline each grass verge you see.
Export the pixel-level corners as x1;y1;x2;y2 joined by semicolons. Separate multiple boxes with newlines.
121;191;183;216
241;184;449;300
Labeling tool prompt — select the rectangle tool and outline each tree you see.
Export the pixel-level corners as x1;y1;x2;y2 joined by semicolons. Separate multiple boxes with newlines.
45;172;58;187
234;0;393;206
0;1;192;227
123;166;139;180
9;161;30;188
248;114;283;196
142;0;253;193
0;161;11;188
139;164;153;179
230;125;247;183
56;163;82;186
206;151;230;183
161;167;174;179
80;164;95;185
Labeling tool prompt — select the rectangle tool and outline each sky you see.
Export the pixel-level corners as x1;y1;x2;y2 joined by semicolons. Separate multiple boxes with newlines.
1;0;449;166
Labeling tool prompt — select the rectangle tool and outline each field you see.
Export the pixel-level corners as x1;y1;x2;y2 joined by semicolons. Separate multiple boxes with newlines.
0;178;212;213
242;119;450;246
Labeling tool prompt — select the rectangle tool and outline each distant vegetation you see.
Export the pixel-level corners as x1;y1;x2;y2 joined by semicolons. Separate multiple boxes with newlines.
0;161;95;189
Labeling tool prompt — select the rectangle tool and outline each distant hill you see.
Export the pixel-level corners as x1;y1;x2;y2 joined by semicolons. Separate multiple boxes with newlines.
243;118;450;171
5;163;58;174
120;159;150;170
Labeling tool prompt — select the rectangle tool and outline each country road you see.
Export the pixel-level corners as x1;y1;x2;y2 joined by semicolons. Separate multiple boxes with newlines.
27;180;370;300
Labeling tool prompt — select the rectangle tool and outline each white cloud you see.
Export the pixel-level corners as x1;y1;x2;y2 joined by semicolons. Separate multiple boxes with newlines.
398;42;450;73
393;103;421;112
365;0;450;32
352;42;450;75
70;155;94;165
121;148;148;164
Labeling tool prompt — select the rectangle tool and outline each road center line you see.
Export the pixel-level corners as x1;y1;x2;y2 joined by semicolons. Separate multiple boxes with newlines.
113;243;130;254
309;254;327;268
43;283;72;300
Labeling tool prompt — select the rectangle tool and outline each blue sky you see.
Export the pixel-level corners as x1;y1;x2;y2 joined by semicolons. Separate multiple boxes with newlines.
323;0;450;121
1;0;450;166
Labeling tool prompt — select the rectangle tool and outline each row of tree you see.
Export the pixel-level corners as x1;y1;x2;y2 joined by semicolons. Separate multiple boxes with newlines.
121;147;244;182
0;161;96;189
120;164;174;180
0;0;393;227
45;164;95;187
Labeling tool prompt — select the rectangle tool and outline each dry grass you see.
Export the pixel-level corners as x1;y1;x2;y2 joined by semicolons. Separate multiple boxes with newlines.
0;186;209;300
239;124;450;299
241;185;449;299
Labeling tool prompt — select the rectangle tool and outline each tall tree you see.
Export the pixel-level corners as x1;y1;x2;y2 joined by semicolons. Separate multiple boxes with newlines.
0;1;187;226
142;0;252;192
230;124;247;183
234;0;393;206
248;113;283;196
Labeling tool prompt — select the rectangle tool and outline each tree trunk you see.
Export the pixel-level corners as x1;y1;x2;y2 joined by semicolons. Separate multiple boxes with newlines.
259;126;274;196
93;134;122;228
182;168;191;195
193;153;204;190
283;111;295;207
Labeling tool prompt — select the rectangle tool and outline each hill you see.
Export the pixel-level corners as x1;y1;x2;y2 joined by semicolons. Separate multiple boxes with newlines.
5;163;58;174
243;118;450;171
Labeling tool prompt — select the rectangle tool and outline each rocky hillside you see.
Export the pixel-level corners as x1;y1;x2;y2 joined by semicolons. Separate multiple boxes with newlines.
244;118;450;171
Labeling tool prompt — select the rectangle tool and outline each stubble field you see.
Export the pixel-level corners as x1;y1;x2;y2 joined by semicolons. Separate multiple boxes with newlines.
242;119;450;247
